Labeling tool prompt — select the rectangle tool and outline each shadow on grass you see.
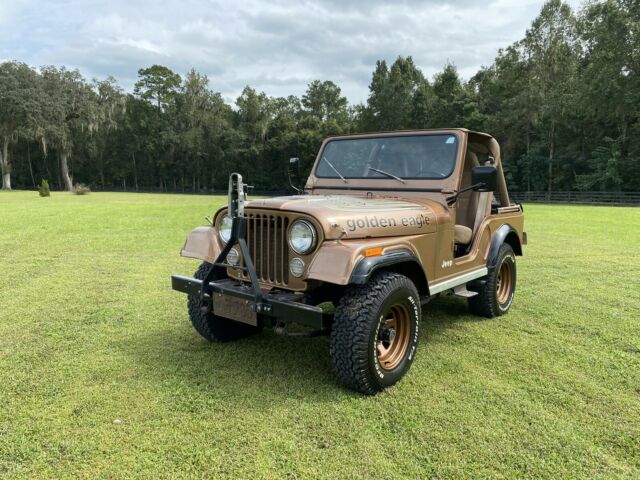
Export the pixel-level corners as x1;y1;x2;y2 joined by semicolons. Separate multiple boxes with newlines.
423;294;480;336
123;294;480;404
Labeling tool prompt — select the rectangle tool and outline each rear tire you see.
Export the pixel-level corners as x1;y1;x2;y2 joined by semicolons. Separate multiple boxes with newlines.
188;262;260;342
468;243;516;318
330;271;421;395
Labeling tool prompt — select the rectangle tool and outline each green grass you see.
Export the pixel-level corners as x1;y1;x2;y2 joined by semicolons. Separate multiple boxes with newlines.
1;191;638;479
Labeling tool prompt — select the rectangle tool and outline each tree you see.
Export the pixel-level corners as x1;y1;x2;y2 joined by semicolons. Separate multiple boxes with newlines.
522;0;579;193
302;80;349;124
39;66;97;191
473;46;539;190
362;56;428;131
4;1;640;194
575;136;623;191
578;0;640;190
429;63;465;127
118;95;163;190
233;87;274;187
0;62;41;190
91;76;126;187
134;65;181;109
236;86;273;144
174;69;234;190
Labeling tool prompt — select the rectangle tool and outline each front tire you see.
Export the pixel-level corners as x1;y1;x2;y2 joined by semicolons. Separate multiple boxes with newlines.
330;271;421;395
188;262;260;342
468;243;517;318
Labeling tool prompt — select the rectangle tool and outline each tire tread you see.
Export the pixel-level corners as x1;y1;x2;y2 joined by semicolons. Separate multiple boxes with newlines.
468;243;515;318
330;271;419;395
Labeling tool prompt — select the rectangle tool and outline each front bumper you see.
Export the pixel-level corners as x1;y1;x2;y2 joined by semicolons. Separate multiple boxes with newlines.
171;275;325;330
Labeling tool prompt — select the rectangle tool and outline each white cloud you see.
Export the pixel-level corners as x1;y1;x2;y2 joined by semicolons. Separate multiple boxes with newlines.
0;0;584;104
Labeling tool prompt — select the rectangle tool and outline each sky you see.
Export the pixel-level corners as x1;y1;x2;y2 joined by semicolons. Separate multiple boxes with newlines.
1;0;583;104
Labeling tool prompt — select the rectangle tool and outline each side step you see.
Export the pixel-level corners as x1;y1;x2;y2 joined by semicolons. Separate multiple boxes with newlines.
453;285;478;298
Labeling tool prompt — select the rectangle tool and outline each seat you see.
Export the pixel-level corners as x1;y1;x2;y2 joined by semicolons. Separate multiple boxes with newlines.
455;150;493;246
454;225;472;245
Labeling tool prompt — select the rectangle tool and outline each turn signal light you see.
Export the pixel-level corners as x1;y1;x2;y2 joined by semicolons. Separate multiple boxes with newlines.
364;247;383;257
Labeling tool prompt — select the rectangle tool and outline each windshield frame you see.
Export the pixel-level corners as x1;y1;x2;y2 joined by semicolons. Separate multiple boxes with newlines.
313;132;460;181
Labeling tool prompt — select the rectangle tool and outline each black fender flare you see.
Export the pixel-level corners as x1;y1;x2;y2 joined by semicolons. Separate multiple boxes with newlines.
349;249;426;286
487;224;522;271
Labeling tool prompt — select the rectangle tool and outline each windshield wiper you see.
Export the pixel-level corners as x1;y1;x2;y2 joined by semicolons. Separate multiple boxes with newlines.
322;156;348;183
367;166;406;184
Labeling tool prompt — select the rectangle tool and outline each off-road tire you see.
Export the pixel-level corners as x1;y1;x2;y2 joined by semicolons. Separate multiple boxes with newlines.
187;262;260;342
468;243;516;318
330;271;421;395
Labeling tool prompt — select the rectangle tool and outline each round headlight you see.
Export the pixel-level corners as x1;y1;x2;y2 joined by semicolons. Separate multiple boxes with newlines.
288;220;317;254
289;257;305;277
219;215;232;243
226;248;239;266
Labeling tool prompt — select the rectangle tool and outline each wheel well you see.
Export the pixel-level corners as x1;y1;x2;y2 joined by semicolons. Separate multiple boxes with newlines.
504;231;522;256
378;261;429;296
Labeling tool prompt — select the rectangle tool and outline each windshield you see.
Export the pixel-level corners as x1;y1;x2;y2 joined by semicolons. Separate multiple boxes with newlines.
315;134;459;180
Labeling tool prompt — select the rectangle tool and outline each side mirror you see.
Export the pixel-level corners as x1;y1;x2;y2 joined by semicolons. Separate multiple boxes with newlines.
288;157;302;194
289;157;300;178
472;165;497;192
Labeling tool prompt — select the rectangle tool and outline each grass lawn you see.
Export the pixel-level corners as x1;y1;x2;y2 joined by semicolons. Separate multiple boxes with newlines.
1;190;639;478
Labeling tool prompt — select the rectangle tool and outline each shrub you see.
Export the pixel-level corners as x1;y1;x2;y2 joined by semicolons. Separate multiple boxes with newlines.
38;179;50;197
73;183;91;195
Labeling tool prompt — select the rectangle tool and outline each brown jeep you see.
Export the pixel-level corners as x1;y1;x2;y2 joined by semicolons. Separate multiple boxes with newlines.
171;129;526;394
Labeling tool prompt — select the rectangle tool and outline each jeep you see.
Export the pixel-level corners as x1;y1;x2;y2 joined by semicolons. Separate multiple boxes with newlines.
171;129;526;395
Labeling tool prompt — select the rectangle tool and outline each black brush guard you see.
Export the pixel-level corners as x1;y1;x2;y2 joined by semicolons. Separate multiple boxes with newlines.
171;173;324;330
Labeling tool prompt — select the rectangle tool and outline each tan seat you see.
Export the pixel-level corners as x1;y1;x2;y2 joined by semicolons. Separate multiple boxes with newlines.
455;150;493;246
454;225;472;245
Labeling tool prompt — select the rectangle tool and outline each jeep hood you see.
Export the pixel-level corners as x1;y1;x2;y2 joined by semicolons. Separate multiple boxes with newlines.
246;195;449;240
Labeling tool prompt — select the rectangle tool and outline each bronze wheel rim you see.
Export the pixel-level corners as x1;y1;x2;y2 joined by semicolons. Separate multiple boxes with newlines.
496;260;513;305
376;304;411;371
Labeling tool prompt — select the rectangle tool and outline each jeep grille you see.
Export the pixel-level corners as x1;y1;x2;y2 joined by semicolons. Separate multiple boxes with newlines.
243;212;290;285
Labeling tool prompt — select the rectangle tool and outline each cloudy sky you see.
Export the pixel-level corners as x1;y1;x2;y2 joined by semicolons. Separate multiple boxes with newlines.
1;0;583;104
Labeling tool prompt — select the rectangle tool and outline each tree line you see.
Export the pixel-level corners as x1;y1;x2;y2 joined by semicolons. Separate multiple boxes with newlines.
0;0;638;193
